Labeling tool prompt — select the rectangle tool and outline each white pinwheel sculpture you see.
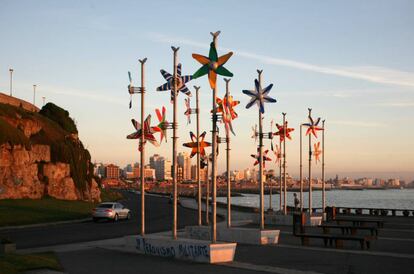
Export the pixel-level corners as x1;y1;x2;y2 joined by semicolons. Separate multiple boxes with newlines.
242;79;276;114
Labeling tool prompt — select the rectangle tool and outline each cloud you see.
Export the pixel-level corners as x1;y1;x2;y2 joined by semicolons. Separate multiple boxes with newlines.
35;84;126;106
329;120;386;128
374;102;414;107
149;33;414;89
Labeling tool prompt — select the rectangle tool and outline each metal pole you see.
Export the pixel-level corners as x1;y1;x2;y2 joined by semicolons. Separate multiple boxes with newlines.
33;85;37;106
322;120;326;212
279;138;282;212
172;47;179;240
9;69;13;97
206;154;209;225
269;168;272;210
257;69;264;230
210;31;219;243
224;78;231;228
139;58;147;236
282;113;287;215
300;124;303;212
308;108;312;216
195;86;202;226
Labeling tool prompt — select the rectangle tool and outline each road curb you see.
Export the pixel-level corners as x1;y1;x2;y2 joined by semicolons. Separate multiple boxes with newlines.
0;218;91;232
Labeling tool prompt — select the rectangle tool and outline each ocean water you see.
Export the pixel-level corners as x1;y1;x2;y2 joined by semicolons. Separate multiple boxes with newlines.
217;189;414;210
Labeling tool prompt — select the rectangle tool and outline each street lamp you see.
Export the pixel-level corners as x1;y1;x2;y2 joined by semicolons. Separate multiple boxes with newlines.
9;69;14;96
33;85;37;106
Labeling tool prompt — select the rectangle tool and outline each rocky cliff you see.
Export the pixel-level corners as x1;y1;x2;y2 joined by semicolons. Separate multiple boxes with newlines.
0;99;100;202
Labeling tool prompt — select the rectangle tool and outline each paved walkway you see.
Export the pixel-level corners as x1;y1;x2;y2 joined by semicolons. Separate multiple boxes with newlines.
16;197;414;274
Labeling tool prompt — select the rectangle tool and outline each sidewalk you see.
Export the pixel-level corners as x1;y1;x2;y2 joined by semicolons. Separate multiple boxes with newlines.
16;197;414;274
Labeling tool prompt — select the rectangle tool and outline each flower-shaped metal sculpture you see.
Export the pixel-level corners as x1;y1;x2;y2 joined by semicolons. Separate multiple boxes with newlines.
251;124;258;142
153;107;169;143
156;63;192;102
313;142;322;163
215;94;240;136
274;121;295;142
192;42;233;89
126;115;159;151
183;131;212;158
242;79;276;114
272;143;282;166
250;148;272;168
303;116;323;138
184;98;192;124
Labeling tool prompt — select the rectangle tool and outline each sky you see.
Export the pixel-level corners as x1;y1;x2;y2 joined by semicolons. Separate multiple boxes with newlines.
0;0;413;180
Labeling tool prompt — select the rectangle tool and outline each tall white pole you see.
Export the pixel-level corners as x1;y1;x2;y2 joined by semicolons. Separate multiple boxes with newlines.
194;86;202;226
308;108;313;215
322;120;326;212
172;47;179;240
205;154;210;225
139;58;147;236
282;113;287;215
300;124;303;211
224;78;231;228
258;69;264;230
9;69;13;97
211;31;219;243
279;138;282;212
33;85;37;106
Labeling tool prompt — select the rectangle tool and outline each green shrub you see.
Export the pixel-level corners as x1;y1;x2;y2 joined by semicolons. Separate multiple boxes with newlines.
39;103;78;134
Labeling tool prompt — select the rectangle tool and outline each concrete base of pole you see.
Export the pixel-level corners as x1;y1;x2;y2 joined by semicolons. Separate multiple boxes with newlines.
252;212;323;227
124;235;236;264
185;225;280;245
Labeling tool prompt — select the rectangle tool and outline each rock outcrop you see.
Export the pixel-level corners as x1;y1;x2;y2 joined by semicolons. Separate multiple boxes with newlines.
0;100;101;202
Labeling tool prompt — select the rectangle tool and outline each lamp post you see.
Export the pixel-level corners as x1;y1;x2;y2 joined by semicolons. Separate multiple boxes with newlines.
33;85;37;106
257;70;264;229
9;69;14;96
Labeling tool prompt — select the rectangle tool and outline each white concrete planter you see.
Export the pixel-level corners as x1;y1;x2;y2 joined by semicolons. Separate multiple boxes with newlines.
253;213;323;227
185;225;280;245
124;235;236;264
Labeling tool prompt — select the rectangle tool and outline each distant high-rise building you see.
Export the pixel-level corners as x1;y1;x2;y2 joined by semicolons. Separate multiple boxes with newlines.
178;152;191;181
105;164;120;179
154;157;172;181
150;154;160;169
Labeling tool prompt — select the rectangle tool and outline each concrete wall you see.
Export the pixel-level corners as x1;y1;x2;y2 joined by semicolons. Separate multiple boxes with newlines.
0;92;39;112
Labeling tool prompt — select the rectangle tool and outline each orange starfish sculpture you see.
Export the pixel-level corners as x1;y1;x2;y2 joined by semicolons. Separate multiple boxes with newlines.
274;121;295;142
313;142;322;163
182;131;211;158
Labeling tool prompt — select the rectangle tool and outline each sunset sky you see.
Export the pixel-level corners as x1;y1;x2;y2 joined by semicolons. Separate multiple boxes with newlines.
1;0;413;180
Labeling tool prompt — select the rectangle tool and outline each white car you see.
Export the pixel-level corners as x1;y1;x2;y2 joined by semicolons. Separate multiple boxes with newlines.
92;202;131;222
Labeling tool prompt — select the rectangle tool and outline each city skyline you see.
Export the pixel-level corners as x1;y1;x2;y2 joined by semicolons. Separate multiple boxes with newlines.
1;1;413;180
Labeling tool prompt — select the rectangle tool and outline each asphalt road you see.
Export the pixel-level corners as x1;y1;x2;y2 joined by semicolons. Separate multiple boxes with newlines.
0;192;201;249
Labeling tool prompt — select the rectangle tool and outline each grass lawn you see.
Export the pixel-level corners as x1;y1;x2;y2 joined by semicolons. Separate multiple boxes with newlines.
0;198;96;227
0;190;124;227
0;252;62;274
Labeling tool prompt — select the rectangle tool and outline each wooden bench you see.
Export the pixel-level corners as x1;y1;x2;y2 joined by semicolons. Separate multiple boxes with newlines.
334;216;384;228
292;213;374;250
319;224;378;236
296;233;372;250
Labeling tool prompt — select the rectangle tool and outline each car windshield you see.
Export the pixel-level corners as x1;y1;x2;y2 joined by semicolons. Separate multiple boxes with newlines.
97;204;113;208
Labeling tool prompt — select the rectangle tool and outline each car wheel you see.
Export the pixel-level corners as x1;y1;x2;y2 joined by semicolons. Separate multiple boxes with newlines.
126;212;131;220
114;214;119;222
